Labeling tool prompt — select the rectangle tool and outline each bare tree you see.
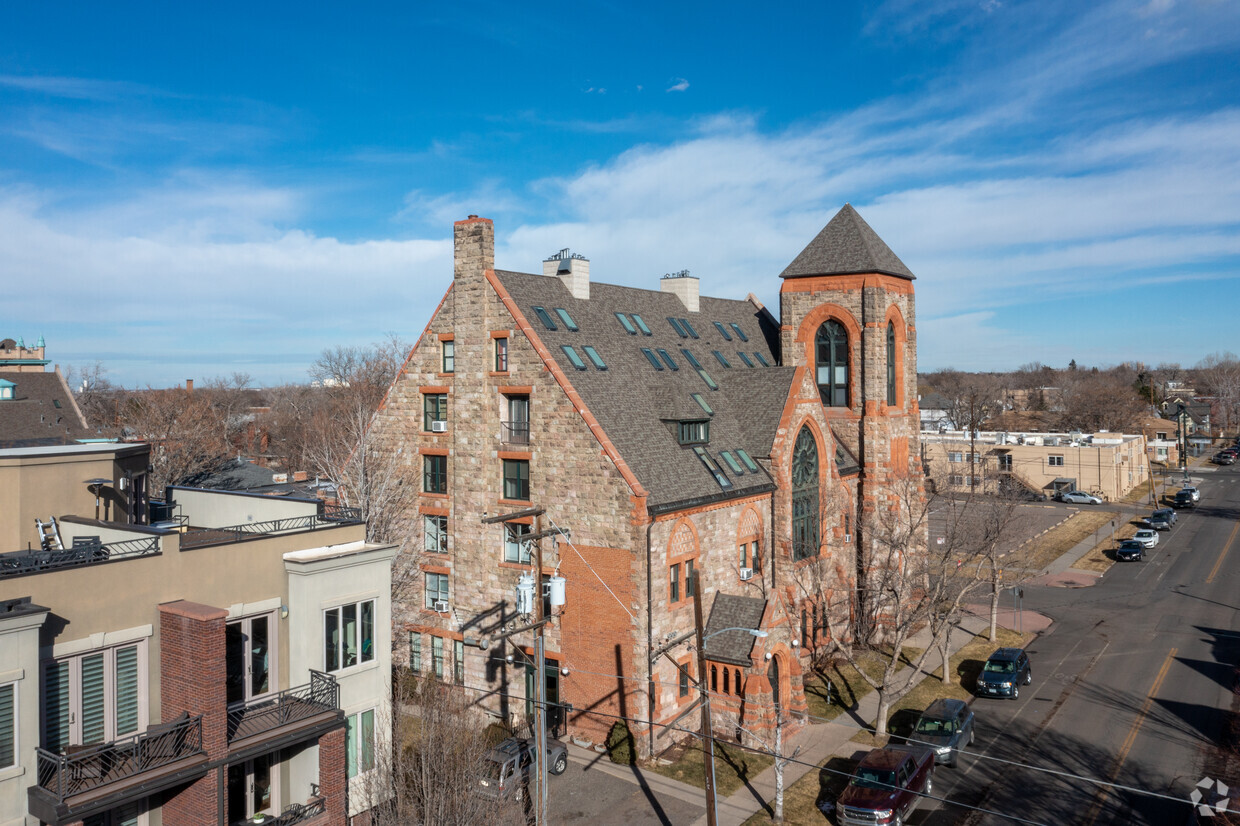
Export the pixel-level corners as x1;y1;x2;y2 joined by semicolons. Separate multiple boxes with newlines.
118;386;231;490
67;361;119;430
1196;351;1240;433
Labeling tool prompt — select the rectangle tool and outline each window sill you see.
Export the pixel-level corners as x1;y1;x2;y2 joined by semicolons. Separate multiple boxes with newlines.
421;492;449;500
497;498;533;507
0;764;24;783
324;659;380;679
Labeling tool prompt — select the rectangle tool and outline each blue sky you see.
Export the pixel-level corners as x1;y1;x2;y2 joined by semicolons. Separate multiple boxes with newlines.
2;0;1238;387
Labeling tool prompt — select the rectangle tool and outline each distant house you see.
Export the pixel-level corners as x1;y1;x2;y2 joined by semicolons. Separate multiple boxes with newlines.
918;391;952;431
0;337;95;448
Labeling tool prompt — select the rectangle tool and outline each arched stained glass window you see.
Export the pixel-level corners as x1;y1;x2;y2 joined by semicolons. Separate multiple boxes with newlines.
886;322;897;406
816;321;849;407
791;427;820;561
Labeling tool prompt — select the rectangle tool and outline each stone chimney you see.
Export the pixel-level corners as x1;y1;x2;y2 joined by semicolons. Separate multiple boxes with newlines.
543;248;590;300
454;215;494;280
660;271;699;313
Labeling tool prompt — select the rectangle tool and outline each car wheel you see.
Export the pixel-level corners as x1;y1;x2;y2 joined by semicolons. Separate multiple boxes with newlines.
925;774;933;796
551;753;567;775
969;727;975;746
1012;685;1020;700
1025;669;1032;685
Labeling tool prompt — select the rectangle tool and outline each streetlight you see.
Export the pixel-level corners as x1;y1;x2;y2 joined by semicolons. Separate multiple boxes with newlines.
83;478;110;520
649;575;768;826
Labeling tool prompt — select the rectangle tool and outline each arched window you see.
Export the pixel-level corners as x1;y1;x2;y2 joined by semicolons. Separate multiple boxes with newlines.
711;665;718;692
723;667;730;694
792;427;820;561
886;321;897;406
815;321;849;407
734;669;742;695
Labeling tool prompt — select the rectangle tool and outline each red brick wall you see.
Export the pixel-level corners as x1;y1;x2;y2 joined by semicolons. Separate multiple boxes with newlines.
318;726;348;826
158;600;228;826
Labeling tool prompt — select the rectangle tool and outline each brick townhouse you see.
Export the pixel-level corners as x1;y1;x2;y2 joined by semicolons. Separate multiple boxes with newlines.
370;204;923;755
0;442;396;826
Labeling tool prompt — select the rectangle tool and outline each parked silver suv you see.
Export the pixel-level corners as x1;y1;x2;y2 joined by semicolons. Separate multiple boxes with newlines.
911;698;975;767
477;736;568;800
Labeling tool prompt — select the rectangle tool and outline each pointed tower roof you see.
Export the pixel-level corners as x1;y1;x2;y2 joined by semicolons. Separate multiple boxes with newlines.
780;204;914;280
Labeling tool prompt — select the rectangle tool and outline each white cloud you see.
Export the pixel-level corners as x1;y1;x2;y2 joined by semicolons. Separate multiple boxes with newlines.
666;78;689;93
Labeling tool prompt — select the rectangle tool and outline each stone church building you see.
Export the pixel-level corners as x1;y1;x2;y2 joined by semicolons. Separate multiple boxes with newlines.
369;205;923;755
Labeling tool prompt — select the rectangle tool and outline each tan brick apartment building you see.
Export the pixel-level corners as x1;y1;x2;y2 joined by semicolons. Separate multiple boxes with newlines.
0;443;396;826
370;205;925;755
921;430;1149;501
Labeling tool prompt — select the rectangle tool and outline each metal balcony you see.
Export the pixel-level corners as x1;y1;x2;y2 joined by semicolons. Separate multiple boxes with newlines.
30;714;207;825
227;671;341;750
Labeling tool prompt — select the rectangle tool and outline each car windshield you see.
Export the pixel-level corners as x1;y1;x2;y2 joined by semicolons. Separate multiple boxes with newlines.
915;717;956;735
984;659;1015;674
852;768;897;790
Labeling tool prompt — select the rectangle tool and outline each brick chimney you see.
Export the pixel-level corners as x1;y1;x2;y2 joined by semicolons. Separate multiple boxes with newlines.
185;379;194;393
544;248;590;300
454;215;494;280
660;272;699;313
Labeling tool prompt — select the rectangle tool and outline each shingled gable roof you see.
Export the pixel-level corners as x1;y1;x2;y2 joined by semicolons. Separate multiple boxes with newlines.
493;270;792;512
0;371;94;448
702;593;767;666
780;204;915;280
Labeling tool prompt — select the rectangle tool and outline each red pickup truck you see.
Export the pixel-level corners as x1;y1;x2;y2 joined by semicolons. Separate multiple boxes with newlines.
836;744;934;826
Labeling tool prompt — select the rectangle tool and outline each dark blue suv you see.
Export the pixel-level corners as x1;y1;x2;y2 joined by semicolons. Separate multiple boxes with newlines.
976;648;1032;699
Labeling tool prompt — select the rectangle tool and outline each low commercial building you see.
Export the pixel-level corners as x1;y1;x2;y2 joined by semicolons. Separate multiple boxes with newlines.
0;443;396;826
921;430;1148;501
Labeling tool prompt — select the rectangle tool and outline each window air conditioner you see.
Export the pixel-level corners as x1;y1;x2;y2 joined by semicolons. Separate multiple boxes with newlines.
739;568;753;581
431;421;448;433
434;600;449;613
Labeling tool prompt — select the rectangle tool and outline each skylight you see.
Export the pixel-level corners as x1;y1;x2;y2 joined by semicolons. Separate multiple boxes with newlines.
631;314;652;335
533;307;557;330
698;370;719;391
712;350;731;368
657;349;679;370
679;318;700;338
693;447;733;489
753;352;770;367
680;349;702;369
616;313;637;335
561;345;587;370
582;345;607;370
736;449;760;472
691;393;714;416
720;451;745;475
713;321;733;341
668;317;688;337
737;351;755;367
641;348;664;370
554;308;579;331
730;323;749;342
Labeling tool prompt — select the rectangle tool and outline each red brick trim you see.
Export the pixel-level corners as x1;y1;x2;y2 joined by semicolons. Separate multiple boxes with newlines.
419;385;450;394
419;505;449;516
421;564;451;575
421;447;449;456
779;272;915;296
497;385;534;395
498;450;532;461
437;333;454;342
490;330;511;339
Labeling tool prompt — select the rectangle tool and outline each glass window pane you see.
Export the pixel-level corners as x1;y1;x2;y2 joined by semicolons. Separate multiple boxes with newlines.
641;348;664;370
754;352;769;367
533;306;557;330
561;345;587;370
325;608;340;672
250;618;270;697
658;349;678;371
115;645;140;736
554;308;578;331
361;709;375;772
615;312;637;334
713;321;733;340
631;314;652;335
346;713;358;778
712;350;731;368
343;603;358;667
361;601;375;663
432;637;444;680
410;632;422;672
737;351;754;367
454;640;464;684
582;346;607;370
680;319;699;338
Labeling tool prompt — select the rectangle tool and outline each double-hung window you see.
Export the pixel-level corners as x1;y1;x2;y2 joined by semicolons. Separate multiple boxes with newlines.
424;514;448;553
494;337;508;372
441;340;455;373
409;633;422;672
423;394;448;431
1048;455;1065;467
425;573;450;610
43;643;145;752
423;454;447;493
346;709;375;779
503;459;530;501
324;600;376;672
432;637;444;680
504;523;532;563
454;640;465;685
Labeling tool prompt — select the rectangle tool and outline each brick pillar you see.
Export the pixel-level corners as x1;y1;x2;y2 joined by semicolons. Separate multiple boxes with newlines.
318;725;348;826
159;600;228;826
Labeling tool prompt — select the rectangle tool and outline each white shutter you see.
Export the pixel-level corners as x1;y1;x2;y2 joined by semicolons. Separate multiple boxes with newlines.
115;646;139;737
80;653;105;745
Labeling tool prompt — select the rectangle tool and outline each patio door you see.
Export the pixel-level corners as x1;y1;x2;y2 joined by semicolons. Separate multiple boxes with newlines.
43;643;146;751
226;614;274;706
227;753;277;824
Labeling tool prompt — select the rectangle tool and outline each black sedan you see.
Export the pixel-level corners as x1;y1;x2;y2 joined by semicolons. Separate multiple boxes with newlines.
1116;539;1145;561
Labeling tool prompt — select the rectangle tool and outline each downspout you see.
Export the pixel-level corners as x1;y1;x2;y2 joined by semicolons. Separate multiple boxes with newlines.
646;518;655;758
769;491;777;591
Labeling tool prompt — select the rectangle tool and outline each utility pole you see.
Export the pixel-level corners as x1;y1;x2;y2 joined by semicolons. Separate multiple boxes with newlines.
692;573;718;826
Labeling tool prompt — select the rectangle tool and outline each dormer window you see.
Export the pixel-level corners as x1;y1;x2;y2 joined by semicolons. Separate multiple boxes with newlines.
0;379;13;401
678;420;710;445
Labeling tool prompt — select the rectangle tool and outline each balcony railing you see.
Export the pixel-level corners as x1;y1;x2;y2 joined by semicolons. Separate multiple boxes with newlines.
267;796;327;825
34;714;204;804
0;536;160;579
227;671;340;743
180;511;361;550
502;420;530;445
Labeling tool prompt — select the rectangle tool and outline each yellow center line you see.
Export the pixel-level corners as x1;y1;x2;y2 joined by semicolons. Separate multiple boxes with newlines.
1082;648;1177;826
1206;521;1240;585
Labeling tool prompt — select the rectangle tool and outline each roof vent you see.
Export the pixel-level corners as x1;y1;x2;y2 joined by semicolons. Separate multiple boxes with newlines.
544;248;590;300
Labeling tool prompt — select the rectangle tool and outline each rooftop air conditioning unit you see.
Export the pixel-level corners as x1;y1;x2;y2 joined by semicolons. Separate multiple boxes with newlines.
434;600;449;613
431;421;448;433
739;568;753;581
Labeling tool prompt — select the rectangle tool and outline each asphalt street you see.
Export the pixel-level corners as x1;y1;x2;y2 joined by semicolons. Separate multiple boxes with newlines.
921;461;1240;826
